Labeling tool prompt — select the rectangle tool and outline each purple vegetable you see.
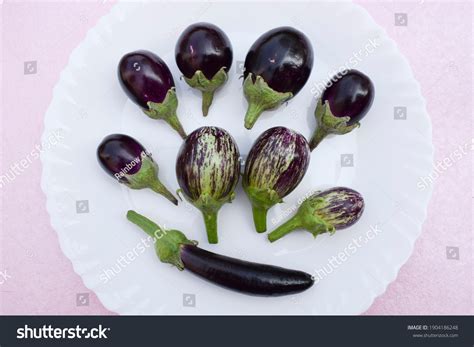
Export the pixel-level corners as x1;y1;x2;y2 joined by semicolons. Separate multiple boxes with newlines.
127;210;314;296
118;50;186;139
175;23;233;116
243;27;314;129
243;127;310;233
309;69;374;150
268;187;364;242
97;134;177;205
176;127;240;243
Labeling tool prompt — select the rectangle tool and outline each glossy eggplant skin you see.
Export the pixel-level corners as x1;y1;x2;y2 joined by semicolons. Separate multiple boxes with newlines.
244;26;313;95
180;244;314;296
97;134;146;183
244;127;310;199
118;50;175;109
322;69;374;125
175;22;233;80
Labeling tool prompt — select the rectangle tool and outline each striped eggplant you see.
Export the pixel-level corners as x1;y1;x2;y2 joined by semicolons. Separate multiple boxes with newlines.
267;187;365;242
243;127;310;233
176;126;240;243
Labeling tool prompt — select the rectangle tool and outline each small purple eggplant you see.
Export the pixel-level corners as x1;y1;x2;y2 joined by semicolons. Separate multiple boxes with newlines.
243;27;314;129
127;210;314;296
118;50;186;139
309;70;374;150
243;127;310;233
175;23;233;116
97;134;177;205
267;187;364;242
176;127;240;243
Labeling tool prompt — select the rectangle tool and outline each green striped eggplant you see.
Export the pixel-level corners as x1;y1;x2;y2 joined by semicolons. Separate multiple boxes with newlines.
176;126;240;244
267;187;365;242
243;127;310;233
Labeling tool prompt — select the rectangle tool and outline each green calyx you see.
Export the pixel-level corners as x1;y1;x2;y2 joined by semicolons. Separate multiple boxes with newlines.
243;185;282;233
243;73;293;129
178;190;236;244
143;88;187;139
309;98;360;151
183;68;228;117
267;196;335;242
123;156;178;205
126;210;197;270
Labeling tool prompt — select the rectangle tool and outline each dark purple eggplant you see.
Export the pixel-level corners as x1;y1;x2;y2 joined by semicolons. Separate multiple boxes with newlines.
309;69;374;150
243;127;310;233
268;187;364;242
97;134;177;205
243;27;314;129
127;210;314;296
175;23;233;116
176;126;240;243
118;50;186;139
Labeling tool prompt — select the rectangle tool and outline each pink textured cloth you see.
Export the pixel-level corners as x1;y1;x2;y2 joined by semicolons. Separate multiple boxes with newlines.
0;1;471;315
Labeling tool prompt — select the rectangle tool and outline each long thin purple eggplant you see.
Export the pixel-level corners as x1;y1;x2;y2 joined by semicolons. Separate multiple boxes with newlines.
97;134;177;205
175;22;233;116
118;50;186;139
127;210;314;296
309;69;374;150
243;27;313;129
268;187;364;242
243;127;310;233
176;127;240;243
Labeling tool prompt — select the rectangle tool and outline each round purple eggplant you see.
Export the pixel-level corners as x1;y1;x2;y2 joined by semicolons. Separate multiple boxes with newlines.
243;127;310;233
268;187;364;242
97;134;177;205
309;69;374;150
243;27;314;129
118;50;186;139
127;210;314;296
176;126;240;243
175;23;233;116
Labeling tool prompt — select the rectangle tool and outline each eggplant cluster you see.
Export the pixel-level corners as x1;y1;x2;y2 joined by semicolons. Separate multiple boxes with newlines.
94;21;376;297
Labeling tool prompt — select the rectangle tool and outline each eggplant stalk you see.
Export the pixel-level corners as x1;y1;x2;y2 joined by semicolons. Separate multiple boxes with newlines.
243;74;292;129
144;88;187;139
183;68;228;116
309;99;359;151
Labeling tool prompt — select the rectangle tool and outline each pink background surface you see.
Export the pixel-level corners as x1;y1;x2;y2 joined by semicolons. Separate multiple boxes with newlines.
0;1;472;315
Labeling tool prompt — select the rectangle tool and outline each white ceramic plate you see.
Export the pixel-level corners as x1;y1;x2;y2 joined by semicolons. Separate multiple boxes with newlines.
41;1;433;315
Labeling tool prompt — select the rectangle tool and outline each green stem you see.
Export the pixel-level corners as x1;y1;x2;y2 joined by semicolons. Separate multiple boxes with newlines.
126;210;164;239
150;180;178;205
144;89;187;139
244;102;265;129
252;205;268;233
201;91;214;117
309;127;328;151
202;210;218;244
267;216;303;242
166;113;187;139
